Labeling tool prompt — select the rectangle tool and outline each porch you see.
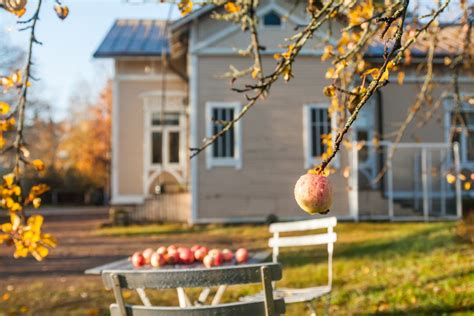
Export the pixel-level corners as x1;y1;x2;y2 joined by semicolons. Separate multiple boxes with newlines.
347;141;462;222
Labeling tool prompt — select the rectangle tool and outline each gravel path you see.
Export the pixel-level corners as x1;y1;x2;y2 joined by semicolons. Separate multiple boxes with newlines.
0;207;161;282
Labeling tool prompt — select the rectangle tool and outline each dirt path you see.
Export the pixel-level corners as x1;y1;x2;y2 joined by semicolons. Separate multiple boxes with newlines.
0;207;162;282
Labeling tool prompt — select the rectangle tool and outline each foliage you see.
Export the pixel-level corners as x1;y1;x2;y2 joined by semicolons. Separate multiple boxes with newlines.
56;82;112;191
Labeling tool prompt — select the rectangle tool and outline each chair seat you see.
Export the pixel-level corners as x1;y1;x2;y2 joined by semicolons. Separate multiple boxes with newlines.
241;285;331;304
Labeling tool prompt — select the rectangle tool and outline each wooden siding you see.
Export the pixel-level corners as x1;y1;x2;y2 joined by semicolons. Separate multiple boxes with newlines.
196;55;351;220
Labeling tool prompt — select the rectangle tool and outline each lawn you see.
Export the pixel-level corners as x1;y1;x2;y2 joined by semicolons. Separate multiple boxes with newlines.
1;221;473;315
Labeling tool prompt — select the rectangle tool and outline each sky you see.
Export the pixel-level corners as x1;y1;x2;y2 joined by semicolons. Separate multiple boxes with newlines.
0;0;179;119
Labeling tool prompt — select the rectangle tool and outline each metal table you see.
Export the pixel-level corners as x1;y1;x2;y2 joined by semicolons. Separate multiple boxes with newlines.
85;250;271;307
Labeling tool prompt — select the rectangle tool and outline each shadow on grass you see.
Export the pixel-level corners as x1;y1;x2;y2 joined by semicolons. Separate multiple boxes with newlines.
373;304;474;315
277;224;458;267
336;225;456;260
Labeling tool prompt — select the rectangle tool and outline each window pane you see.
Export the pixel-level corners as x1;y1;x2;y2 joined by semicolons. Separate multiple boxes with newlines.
152;112;180;126
467;130;474;161
169;132;180;163
310;107;331;158
263;11;281;26
152;132;162;164
211;107;235;158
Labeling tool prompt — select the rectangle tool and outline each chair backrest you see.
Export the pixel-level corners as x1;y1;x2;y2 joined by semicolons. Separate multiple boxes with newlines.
102;263;285;316
268;217;337;287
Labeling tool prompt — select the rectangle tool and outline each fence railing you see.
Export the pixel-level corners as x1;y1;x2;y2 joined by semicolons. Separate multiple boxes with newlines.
349;141;462;221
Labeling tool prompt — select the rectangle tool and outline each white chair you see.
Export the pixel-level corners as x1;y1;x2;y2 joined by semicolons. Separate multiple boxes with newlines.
243;217;337;315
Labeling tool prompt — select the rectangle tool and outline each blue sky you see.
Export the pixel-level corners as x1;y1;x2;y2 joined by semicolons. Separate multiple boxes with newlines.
1;0;179;119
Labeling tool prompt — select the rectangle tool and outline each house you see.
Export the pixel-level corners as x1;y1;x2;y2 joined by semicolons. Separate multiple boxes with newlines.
94;0;473;223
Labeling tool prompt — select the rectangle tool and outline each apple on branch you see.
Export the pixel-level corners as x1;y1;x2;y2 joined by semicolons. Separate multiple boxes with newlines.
294;173;333;215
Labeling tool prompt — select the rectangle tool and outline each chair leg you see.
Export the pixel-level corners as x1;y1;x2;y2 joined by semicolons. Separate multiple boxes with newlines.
306;302;317;316
324;293;332;316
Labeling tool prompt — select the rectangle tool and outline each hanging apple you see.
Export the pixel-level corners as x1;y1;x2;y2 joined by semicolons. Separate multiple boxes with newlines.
294;173;332;215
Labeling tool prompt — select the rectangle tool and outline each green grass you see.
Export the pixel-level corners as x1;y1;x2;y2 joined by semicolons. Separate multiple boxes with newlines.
2;222;473;315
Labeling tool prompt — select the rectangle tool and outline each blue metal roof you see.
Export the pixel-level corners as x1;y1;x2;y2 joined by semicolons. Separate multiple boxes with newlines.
94;20;170;58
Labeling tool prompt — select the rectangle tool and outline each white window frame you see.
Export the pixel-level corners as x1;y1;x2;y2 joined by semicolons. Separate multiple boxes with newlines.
303;103;339;169
444;95;474;168
205;102;243;170
149;113;182;168
143;91;187;196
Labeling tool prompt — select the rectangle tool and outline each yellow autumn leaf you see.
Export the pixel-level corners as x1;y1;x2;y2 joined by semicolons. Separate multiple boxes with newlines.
0;136;5;149
32;159;45;171
273;53;281;60
362;68;379;77
41;233;57;248
3;173;15;186
464;182;471;190
397;71;405;85
323;85;336;97
178;0;192;16
10;202;22;212
379;68;389;81
54;5;69;20
321;45;333;61
347;0;374;26
282;44;295;60
12;185;21;196
446;173;456;184
325;67;335;79
33;246;49;261
1;223;12;233
224;2;240;13
11;213;21;231
9;7;26;17
0;102;10;115
33;198;41;209
282;64;293;81
14;246;28;258
251;66;260;79
28;215;44;231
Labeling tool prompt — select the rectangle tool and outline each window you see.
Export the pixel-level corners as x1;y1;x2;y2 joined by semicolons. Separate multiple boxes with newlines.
263;11;281;27
150;111;181;166
304;104;337;169
448;110;474;164
206;102;242;169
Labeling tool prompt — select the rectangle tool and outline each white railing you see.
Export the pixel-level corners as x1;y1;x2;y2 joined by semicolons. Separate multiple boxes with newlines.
349;141;462;221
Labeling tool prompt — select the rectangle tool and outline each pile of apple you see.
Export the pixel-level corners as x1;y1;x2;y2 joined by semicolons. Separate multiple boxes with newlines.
131;245;249;269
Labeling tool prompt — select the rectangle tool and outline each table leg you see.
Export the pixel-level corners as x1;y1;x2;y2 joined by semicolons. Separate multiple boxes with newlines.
136;288;151;306
211;285;227;305
177;287;192;307
197;287;211;305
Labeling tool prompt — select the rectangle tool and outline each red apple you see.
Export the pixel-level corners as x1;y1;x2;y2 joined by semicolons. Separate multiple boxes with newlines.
203;255;214;268
132;252;145;268
150;252;166;268
179;248;195;264
156;246;167;255
167;245;177;252
235;248;249;264
294;173;333;215
142;248;154;264
213;252;224;266
190;244;201;252
166;248;180;264
208;248;220;257
194;247;208;261
222;249;233;262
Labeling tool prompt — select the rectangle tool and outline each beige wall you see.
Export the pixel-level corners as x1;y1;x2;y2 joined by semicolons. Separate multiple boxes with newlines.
115;60;188;198
382;81;474;143
195;55;351;220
